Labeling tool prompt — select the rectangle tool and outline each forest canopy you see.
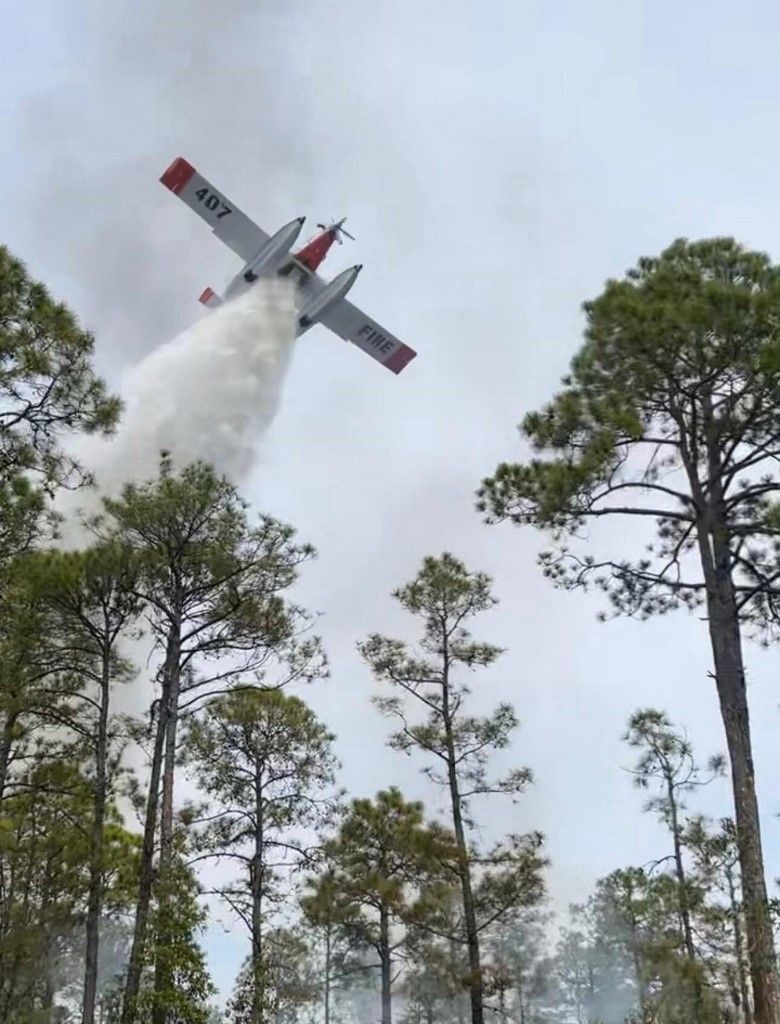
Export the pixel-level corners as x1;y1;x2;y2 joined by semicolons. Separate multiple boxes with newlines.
2;240;780;1024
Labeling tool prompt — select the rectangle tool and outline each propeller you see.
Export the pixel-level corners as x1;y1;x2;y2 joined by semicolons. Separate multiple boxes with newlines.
317;218;355;243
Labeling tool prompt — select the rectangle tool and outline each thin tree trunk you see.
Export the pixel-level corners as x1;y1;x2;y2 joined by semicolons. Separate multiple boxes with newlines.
451;799;484;1024
728;860;754;1024
379;905;392;1024
39;861;56;1020
625;884;645;1012
441;649;484;1024
121;689;168;1024
81;648;111;1024
251;758;264;1023
666;775;705;1020
152;622;183;1024
667;777;696;963
449;936;467;1024
0;707;19;802
156;620;183;878
324;925;331;1024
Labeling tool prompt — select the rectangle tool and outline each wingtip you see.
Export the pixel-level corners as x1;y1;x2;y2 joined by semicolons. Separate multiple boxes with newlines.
160;156;196;194
198;286;222;308
386;345;417;375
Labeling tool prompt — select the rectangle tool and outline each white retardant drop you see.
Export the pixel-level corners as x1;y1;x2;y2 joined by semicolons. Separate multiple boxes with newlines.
59;280;296;536
108;279;296;484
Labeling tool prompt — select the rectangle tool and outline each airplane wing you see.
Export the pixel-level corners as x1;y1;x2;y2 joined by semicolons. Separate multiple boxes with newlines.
160;157;268;263
279;259;416;374
318;298;417;375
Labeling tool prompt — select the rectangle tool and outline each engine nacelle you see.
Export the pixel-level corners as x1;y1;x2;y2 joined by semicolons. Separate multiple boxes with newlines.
225;217;306;299
297;264;363;332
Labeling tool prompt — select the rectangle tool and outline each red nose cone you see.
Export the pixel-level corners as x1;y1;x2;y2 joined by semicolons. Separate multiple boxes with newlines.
294;229;336;272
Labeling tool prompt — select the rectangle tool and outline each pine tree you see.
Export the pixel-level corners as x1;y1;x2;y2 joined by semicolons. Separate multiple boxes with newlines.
360;553;546;1024
225;927;318;1024
0;748;138;1021
103;457;319;1023
182;689;336;1022
0;244;120;491
133;853;215;1024
624;708;724;1019
482;906;555;1024
0;560;64;802
300;868;362;1024
22;543;144;1024
480;238;780;1024
686;817;753;1023
309;789;458;1024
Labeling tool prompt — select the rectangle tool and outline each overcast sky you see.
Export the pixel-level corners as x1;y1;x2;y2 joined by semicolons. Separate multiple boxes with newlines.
4;0;780;1001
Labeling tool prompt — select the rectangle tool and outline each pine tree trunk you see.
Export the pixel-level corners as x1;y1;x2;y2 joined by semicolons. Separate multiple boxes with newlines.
449;937;467;1024
455;833;485;1024
81;649;111;1024
442;653;484;1024
0;820;29;1018
0;707;19;802
39;863;56;1019
666;777;705;1020
727;867;754;1024
667;779;696;962
152;623;183;1024
121;622;181;1024
324;926;331;1024
680;416;780;1024
626;891;645;1014
120;702;166;1024
700;522;779;1024
251;760;264;1024
379;905;392;1024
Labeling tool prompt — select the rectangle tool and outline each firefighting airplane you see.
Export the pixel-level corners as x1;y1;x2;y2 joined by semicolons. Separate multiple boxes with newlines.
160;157;416;375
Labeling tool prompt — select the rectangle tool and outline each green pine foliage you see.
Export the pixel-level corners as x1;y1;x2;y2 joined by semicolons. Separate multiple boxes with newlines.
1;239;777;1024
0;245;120;490
480;237;780;1024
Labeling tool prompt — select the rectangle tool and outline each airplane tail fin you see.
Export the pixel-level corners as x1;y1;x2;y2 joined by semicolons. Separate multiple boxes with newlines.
198;286;223;309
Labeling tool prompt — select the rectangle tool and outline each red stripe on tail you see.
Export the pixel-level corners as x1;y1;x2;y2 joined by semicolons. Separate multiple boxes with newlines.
199;287;216;305
385;344;417;375
160;157;196;195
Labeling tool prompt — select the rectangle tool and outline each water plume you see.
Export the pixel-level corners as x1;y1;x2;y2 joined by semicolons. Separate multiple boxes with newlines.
59;279;296;534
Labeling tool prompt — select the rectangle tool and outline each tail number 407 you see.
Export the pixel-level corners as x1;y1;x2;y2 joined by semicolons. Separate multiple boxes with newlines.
195;188;232;219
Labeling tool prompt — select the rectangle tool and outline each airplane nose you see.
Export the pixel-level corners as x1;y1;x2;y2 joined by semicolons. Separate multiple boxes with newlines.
297;216;305;223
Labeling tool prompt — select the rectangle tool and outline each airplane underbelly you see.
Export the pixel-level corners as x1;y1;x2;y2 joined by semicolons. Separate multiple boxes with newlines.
224;259;315;310
277;260;313;290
